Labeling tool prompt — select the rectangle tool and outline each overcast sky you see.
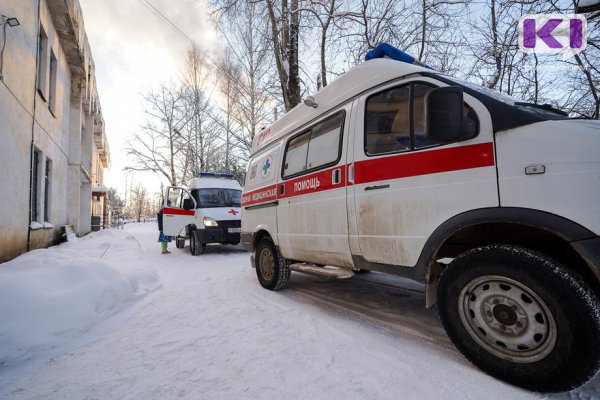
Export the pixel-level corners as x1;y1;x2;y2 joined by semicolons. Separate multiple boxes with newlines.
79;0;219;197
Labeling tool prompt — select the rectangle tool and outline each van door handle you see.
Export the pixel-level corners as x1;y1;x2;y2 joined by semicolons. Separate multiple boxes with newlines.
332;168;341;185
348;164;354;184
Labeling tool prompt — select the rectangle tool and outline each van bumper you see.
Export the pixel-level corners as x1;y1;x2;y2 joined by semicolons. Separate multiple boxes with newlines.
197;226;240;244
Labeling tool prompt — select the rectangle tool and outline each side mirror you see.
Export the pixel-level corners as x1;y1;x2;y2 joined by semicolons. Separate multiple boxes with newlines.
425;86;473;144
183;198;194;210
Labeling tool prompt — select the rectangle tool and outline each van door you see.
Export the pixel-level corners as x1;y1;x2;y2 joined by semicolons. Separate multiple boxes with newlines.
276;104;354;268
349;78;498;267
162;186;197;237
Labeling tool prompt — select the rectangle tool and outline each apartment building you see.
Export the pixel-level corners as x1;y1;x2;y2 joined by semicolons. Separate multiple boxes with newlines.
0;0;109;262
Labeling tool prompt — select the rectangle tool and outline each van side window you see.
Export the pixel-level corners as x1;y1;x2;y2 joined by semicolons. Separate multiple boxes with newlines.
283;131;310;177
365;82;479;155
306;112;343;169
365;85;410;154
283;111;344;179
413;83;438;148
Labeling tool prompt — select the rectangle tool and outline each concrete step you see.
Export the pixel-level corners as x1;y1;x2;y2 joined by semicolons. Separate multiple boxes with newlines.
289;263;355;279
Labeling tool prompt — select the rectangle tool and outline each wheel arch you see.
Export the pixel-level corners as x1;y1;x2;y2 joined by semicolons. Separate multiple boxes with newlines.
250;226;279;251
420;207;600;307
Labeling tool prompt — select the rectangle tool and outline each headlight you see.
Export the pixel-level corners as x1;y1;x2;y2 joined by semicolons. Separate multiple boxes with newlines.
203;217;218;227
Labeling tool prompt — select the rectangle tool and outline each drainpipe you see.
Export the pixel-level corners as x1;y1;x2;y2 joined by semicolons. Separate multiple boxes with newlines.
26;0;42;251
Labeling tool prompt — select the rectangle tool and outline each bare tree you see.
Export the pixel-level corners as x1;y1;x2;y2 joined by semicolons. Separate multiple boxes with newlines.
561;2;600;117
264;0;302;110
128;184;149;223
336;0;415;66
126;84;189;185
107;187;126;225
181;45;223;177
302;0;340;88
214;1;278;154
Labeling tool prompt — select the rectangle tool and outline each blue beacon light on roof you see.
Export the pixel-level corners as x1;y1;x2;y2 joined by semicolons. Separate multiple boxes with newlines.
365;43;432;69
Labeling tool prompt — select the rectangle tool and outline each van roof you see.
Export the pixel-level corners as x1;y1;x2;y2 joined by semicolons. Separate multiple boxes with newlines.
251;58;431;154
187;177;242;190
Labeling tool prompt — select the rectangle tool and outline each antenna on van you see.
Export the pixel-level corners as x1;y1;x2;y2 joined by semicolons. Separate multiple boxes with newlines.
304;96;318;108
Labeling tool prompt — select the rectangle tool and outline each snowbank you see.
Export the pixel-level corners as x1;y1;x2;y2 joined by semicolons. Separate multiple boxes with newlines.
0;229;160;366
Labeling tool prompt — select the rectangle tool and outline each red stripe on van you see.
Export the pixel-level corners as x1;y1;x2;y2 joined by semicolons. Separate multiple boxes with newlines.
243;143;494;207
279;166;347;199
354;142;494;184
242;184;278;207
163;207;195;216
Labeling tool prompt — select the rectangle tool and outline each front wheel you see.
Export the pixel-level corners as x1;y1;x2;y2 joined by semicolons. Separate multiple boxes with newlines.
437;245;600;393
255;238;290;290
190;230;205;256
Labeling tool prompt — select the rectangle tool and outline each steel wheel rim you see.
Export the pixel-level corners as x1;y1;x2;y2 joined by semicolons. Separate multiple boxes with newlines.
259;248;275;282
458;275;557;363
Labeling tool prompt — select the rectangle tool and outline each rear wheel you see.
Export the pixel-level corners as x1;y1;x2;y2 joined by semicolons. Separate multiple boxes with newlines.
190;230;205;256
255;238;290;290
437;245;600;393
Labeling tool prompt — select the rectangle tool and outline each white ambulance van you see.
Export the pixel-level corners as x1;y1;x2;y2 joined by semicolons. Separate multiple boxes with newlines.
162;173;242;255
241;45;600;392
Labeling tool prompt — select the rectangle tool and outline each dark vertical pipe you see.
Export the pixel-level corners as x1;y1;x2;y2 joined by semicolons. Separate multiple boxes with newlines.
27;0;42;251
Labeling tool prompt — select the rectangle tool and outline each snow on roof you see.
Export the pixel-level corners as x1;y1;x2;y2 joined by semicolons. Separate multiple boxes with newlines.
92;185;108;193
251;58;432;155
187;177;242;190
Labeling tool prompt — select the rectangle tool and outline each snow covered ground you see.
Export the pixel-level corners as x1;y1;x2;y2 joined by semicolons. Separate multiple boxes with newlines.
0;222;598;399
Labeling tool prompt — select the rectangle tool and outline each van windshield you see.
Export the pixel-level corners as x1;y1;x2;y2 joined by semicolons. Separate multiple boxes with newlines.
440;74;569;119
191;188;242;208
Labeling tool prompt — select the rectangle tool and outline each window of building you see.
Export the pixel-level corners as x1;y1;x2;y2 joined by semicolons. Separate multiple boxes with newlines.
48;49;57;113
44;158;52;222
365;82;479;155
283;111;344;179
31;149;40;222
37;26;48;100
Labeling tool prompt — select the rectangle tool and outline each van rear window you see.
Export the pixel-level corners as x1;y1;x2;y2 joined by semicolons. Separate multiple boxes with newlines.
283;111;344;179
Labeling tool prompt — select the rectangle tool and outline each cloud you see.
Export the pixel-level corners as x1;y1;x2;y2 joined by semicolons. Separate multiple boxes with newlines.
79;0;219;195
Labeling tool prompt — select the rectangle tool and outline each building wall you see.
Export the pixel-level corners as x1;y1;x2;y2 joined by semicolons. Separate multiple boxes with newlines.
0;0;109;262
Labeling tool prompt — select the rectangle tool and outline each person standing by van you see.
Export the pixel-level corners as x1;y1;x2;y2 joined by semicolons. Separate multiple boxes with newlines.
157;206;172;254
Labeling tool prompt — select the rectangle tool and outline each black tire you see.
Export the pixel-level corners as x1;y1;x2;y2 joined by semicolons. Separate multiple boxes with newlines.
176;237;185;249
190;230;205;256
255;238;290;290
437;245;600;393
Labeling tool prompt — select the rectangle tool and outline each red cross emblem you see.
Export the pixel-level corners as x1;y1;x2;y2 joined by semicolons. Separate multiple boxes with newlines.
228;209;238;216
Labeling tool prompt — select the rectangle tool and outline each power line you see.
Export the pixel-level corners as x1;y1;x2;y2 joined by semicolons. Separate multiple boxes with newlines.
132;0;240;83
135;0;201;49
